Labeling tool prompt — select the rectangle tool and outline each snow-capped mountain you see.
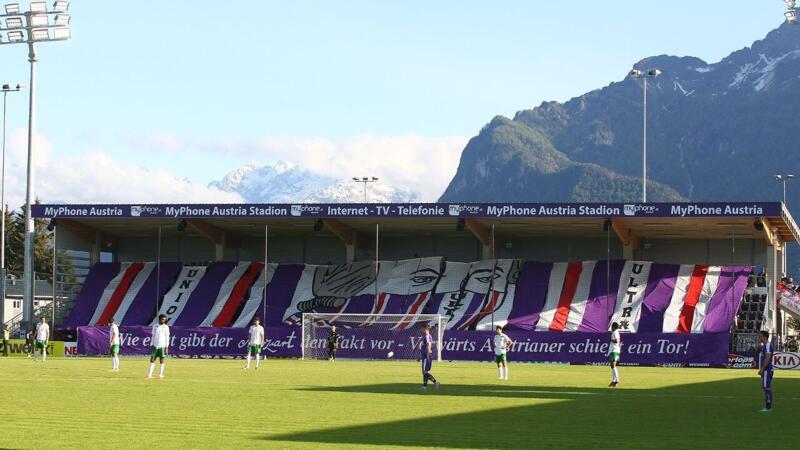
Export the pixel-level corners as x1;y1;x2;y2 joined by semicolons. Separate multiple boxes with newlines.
209;161;419;203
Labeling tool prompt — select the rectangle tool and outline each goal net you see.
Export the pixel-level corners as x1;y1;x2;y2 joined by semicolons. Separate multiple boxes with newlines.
301;313;446;361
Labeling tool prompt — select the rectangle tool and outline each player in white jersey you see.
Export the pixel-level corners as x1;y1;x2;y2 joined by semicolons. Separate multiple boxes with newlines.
108;318;120;371
609;322;622;387
147;314;170;379
493;325;513;380
244;317;265;370
33;317;49;362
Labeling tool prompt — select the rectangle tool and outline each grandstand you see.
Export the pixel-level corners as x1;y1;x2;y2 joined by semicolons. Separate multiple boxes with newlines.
28;201;800;365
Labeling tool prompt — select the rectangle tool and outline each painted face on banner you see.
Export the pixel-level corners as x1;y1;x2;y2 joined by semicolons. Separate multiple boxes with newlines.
381;258;443;296
470;259;521;330
432;262;471;323
464;260;505;295
297;261;376;313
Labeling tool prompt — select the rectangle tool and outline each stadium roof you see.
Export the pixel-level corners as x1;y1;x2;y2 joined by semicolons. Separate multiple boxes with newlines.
32;202;800;244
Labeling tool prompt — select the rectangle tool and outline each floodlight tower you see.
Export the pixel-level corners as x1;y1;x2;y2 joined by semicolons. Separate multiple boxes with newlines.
0;1;71;329
352;176;379;203
629;68;661;203
785;0;798;24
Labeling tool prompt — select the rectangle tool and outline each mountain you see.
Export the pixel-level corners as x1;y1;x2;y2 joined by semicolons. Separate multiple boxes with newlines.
209;161;419;203
440;22;800;205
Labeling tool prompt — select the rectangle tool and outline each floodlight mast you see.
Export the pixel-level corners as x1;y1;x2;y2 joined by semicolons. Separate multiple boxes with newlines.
629;67;661;203
0;1;71;331
786;0;798;24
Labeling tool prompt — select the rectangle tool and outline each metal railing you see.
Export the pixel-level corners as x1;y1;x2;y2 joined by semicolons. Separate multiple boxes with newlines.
2;269;83;335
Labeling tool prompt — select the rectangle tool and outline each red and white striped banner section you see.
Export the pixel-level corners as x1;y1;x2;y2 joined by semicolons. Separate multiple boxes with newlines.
200;262;264;327
89;262;156;326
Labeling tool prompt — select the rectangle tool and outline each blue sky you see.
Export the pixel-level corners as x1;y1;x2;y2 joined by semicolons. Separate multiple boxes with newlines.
0;1;786;202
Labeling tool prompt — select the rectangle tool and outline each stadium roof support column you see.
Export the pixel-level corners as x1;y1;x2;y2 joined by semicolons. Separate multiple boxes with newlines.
464;219;492;260
611;219;640;259
322;219;357;263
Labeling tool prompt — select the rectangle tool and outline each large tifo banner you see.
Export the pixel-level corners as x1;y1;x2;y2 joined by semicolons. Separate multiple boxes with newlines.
77;326;730;366
65;259;749;339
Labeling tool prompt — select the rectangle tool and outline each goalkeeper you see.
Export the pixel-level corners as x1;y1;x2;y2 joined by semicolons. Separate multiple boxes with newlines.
326;326;341;361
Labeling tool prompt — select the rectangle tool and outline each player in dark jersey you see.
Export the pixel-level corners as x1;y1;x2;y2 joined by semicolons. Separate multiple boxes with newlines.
757;330;774;412
420;324;440;390
326;326;340;361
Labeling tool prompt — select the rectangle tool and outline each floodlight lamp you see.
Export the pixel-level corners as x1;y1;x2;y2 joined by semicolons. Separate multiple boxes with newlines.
629;69;642;78
648;69;662;77
786;10;798;23
352;177;359;181
785;0;796;8
788;174;796;180
29;1;46;13
30;15;48;27
31;28;48;41
53;13;68;25
4;3;19;14
1;84;8;90
52;0;67;12
6;17;23;28
775;174;783;181
362;177;368;181
7;30;24;42
51;27;69;40
16;83;24;89
372;177;378;181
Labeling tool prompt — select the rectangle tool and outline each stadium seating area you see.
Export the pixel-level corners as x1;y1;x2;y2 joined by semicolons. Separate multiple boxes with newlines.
735;292;766;332
64;258;750;334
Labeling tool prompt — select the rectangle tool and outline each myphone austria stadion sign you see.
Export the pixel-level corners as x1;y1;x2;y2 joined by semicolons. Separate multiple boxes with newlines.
32;202;780;219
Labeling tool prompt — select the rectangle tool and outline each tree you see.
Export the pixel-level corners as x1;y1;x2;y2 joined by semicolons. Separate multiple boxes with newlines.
3;201;76;285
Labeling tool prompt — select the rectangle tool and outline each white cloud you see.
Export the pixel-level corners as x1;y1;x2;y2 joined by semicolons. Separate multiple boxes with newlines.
1;130;468;206
2;129;241;207
197;134;470;201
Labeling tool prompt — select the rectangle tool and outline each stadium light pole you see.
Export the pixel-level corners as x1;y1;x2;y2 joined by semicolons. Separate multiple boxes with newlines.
268;224;269;324
629;68;661;203
785;0;798;24
774;174;794;205
0;1;71;331
1;82;24;325
352;176;378;203
46;217;55;329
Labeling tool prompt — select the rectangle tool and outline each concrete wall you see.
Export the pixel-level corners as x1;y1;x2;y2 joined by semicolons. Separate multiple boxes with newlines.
61;228;766;266
636;238;766;266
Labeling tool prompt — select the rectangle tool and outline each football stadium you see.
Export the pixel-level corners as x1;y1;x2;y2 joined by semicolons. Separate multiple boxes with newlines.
4;2;800;450
0;200;797;448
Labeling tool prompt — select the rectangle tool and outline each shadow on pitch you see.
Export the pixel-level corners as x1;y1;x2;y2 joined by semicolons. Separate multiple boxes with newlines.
262;377;800;449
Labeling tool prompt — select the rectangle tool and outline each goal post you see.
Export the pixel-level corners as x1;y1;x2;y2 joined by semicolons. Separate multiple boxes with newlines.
300;313;446;361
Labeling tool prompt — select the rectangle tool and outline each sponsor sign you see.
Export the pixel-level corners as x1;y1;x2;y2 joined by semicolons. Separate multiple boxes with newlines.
33;202;779;219
772;352;800;370
64;342;78;357
728;353;756;369
77;326;730;366
1;339;65;357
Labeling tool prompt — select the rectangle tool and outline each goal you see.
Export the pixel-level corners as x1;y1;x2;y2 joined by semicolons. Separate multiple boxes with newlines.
301;313;447;361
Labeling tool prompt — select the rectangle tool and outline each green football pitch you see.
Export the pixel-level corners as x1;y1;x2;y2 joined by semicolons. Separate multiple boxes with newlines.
3;357;798;449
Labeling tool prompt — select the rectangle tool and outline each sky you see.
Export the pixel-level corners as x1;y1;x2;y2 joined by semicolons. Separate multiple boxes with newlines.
0;1;787;204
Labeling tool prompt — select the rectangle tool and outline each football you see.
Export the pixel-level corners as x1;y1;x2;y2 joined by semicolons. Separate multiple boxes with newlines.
387;351;394;359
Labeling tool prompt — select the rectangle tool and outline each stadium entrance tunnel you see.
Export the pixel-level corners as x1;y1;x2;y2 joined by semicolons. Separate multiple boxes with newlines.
263;376;800;448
